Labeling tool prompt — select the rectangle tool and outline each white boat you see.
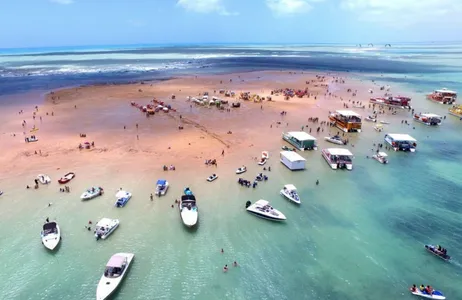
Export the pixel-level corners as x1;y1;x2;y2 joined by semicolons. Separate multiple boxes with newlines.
413;113;442;126
374;124;383;132
115;190;132;207
322;148;353;170
280;184;301;204
372;152;388;164
324;135;346;145
384;133;417;152
246;200;286;221
236;166;247;174
81;187;104;200
258;151;269;166
94;218;119;240
96;253;135;300
206;174;218;182
37;174;51;184
365;115;377;122
155;179;169;196
380;120;390;124
41;221;61;250
410;287;446;300
179;190;198;227
25;136;38;142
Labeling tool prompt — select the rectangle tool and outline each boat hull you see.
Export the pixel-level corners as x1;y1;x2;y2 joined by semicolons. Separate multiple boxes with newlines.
411;290;446;300
96;253;134;300
180;210;198;227
424;245;450;261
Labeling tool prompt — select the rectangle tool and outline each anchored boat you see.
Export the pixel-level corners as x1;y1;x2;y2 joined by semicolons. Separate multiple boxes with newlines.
41;220;61;251
96;253;134;300
246;200;286;221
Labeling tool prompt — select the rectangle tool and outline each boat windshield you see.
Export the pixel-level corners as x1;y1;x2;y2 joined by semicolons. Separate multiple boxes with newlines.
104;265;125;278
43;222;57;235
258;204;279;216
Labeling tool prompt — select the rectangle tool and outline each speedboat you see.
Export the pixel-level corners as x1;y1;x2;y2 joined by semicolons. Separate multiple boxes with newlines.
425;244;450;261
207;174;218;182
37;174;51;184
81;187;104;200
155;179;169;196
58;172;75;184
246;200;286;221
96;253;134;300
179;188;198;227
115;190;132;207
236;166;247;174
280;184;301;204
365;115;376;122
41;220;61;250
372;152;388;164
410;286;446;300
324;135;346;145
258;151;269;166
94;218;119;240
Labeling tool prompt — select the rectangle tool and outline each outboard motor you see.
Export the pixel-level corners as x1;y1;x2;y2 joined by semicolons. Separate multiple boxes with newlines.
245;201;251;208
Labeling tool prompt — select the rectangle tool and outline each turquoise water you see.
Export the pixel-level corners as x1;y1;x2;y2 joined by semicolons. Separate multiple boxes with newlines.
1;44;462;300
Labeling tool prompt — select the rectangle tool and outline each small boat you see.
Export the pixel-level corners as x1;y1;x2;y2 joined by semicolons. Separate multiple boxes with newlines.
246;200;286;221
384;134;417;152
281;146;295;151
207;174;218;182
25;136;38;143
258;151;269;166
280;184;301;204
41;221;61;250
449;104;462;118
96;253;135;300
179;188;198;227
58;172;75;184
372;152;388;164
370;96;411;108
236;166;247;174
37;174;51;184
379;120;390;124
425;244;450;261
324;135;346;145
155;179;169;196
94;218;120;240
81;187;104;200
410;286;446;300
353;105;364;109
115;190;132;207
365;115;377;122
374;124;383;132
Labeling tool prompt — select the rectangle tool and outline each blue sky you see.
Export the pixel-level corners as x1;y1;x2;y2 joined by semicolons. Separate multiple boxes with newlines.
0;0;461;48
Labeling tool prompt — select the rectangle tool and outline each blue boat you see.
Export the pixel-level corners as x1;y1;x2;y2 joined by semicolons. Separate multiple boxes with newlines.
115;190;132;207
155;179;169;196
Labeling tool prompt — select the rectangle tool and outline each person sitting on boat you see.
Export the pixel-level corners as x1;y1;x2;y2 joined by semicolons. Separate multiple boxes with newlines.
437;245;441;251
419;285;425;292
426;286;433;295
410;284;417;292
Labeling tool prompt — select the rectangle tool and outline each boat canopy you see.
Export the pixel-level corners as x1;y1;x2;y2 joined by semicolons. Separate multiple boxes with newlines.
284;184;297;191
421;113;441;118
106;255;126;268
326;148;353;156
115;190;128;198
287;131;316;141
377;152;388;157
43;222;57;232
336;110;361;117
156;179;167;185
436;88;457;94
96;218;116;228
280;151;306;162
387;133;417;142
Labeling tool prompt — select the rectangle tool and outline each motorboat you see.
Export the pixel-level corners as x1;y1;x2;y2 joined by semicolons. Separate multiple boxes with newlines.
280;184;301;204
81;187;104;200
324;135;346;145
372;152;388;164
425;244;450;261
155;179;169;196
374;124;383;132
246;200;286;221
379;120;390;124
58;172;75;184
207;174;218;182
41;221;61;250
179;188;198;227
115;190;132;207
236;166;247;174
94;218;119;240
427;88;457;104
365;115;377;122
258;151;269;166
409;286;446;299
413;113;442;126
37;174;51;184
96;253;134;300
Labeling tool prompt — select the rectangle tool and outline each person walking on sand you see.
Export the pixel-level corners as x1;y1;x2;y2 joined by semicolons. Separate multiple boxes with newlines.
222;150;225;156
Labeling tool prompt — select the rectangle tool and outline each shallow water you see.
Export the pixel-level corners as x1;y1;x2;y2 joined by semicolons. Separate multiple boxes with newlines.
1;44;462;300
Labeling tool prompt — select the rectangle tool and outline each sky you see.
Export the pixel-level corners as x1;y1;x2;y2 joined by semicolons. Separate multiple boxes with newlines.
0;0;461;48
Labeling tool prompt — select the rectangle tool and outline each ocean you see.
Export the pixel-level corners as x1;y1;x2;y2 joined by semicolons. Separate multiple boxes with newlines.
0;43;461;300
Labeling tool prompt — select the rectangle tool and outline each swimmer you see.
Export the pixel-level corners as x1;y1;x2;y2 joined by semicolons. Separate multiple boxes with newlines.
223;265;228;272
233;261;238;267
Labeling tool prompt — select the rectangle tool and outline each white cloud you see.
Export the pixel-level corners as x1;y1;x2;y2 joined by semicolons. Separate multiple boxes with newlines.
341;0;462;26
266;0;323;15
49;0;74;4
177;0;238;16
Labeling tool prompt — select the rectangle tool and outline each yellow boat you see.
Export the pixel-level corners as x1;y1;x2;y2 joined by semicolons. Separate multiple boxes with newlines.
30;126;39;133
449;105;462;118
